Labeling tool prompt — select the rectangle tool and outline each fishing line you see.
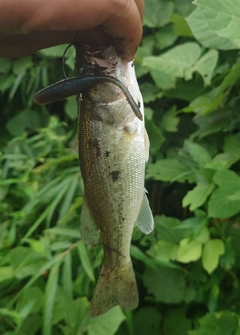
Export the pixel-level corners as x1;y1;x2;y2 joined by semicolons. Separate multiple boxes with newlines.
62;44;73;79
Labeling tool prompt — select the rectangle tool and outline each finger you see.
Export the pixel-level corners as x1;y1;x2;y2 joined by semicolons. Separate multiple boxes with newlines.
101;0;144;60
0;0;143;60
0;28;110;58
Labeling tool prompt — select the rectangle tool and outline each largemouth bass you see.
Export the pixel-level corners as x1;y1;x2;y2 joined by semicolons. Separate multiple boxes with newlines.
34;45;154;317
75;45;154;317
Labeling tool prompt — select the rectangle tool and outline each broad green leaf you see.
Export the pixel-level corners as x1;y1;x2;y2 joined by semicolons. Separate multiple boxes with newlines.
178;216;208;240
187;8;238;49
182;94;213;114
228;189;240;201
145;119;165;153
192;110;232;139
162;106;180;132
220;239;235;270
147;240;178;262
23;238;45;253
77;242;95;282
13;57;32;75
184;140;211;167
177;238;202;263
223;133;240;154
46;178;73;227
6;109;45;136
183;182;214;211
0;266;14;282
43;262;60;335
185;49;219;86
195;227;209;244
38;44;69;57
63;252;73;301
208;188;240;219
63;252;75;327
215;59;240;98
135;39;154;77
140;82;163;103
208;152;240;170
65;96;78;120
202;239;225;274
59;178;79;219
0;308;22;327
153;215;188;244
133;307;162;335
17;287;43;314
18;300;36;320
143;42;201;79
50;241;72;251
0;58;12;73
146;159;189;182
144;107;154;121
174;0;195;17
189;311;239;335
19;315;42;335
195;60;240;116
196;0;240;47
165;79;202;102
144;0;174;27
72;297;90;330
10;246;37;272
154;26;178;50
143;266;194;303
213;169;240;190
131;245;179;270
171;14;193;37
88;306;125;335
8;256;62;304
150;69;176;90
45;227;80;238
162;307;192;335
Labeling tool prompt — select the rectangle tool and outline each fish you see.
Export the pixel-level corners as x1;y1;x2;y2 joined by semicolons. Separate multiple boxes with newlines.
34;45;154;317
75;46;154;317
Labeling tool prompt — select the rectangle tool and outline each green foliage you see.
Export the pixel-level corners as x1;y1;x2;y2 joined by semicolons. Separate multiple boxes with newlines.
1;0;240;334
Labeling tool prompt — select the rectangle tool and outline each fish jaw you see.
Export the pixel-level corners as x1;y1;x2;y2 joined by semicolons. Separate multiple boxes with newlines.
76;45;151;316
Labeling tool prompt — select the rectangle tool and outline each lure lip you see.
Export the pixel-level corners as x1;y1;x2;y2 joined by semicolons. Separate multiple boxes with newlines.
33;75;143;121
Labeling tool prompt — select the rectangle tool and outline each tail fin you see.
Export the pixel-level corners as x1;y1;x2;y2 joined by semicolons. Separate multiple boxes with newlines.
90;263;139;317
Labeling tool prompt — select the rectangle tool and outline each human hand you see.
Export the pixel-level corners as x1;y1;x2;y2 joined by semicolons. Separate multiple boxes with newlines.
0;0;143;61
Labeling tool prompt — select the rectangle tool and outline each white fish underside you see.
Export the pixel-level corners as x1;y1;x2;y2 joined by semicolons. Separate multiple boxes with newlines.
78;46;154;317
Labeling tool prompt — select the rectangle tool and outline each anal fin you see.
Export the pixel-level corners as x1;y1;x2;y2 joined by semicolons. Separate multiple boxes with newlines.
135;192;154;234
80;198;99;246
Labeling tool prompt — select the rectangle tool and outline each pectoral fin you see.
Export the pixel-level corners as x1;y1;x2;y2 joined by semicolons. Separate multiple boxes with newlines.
80;198;99;246
144;128;150;162
135;192;154;234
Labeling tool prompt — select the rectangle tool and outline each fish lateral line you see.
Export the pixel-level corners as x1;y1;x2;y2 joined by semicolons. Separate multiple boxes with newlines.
101;242;126;258
33;75;143;121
